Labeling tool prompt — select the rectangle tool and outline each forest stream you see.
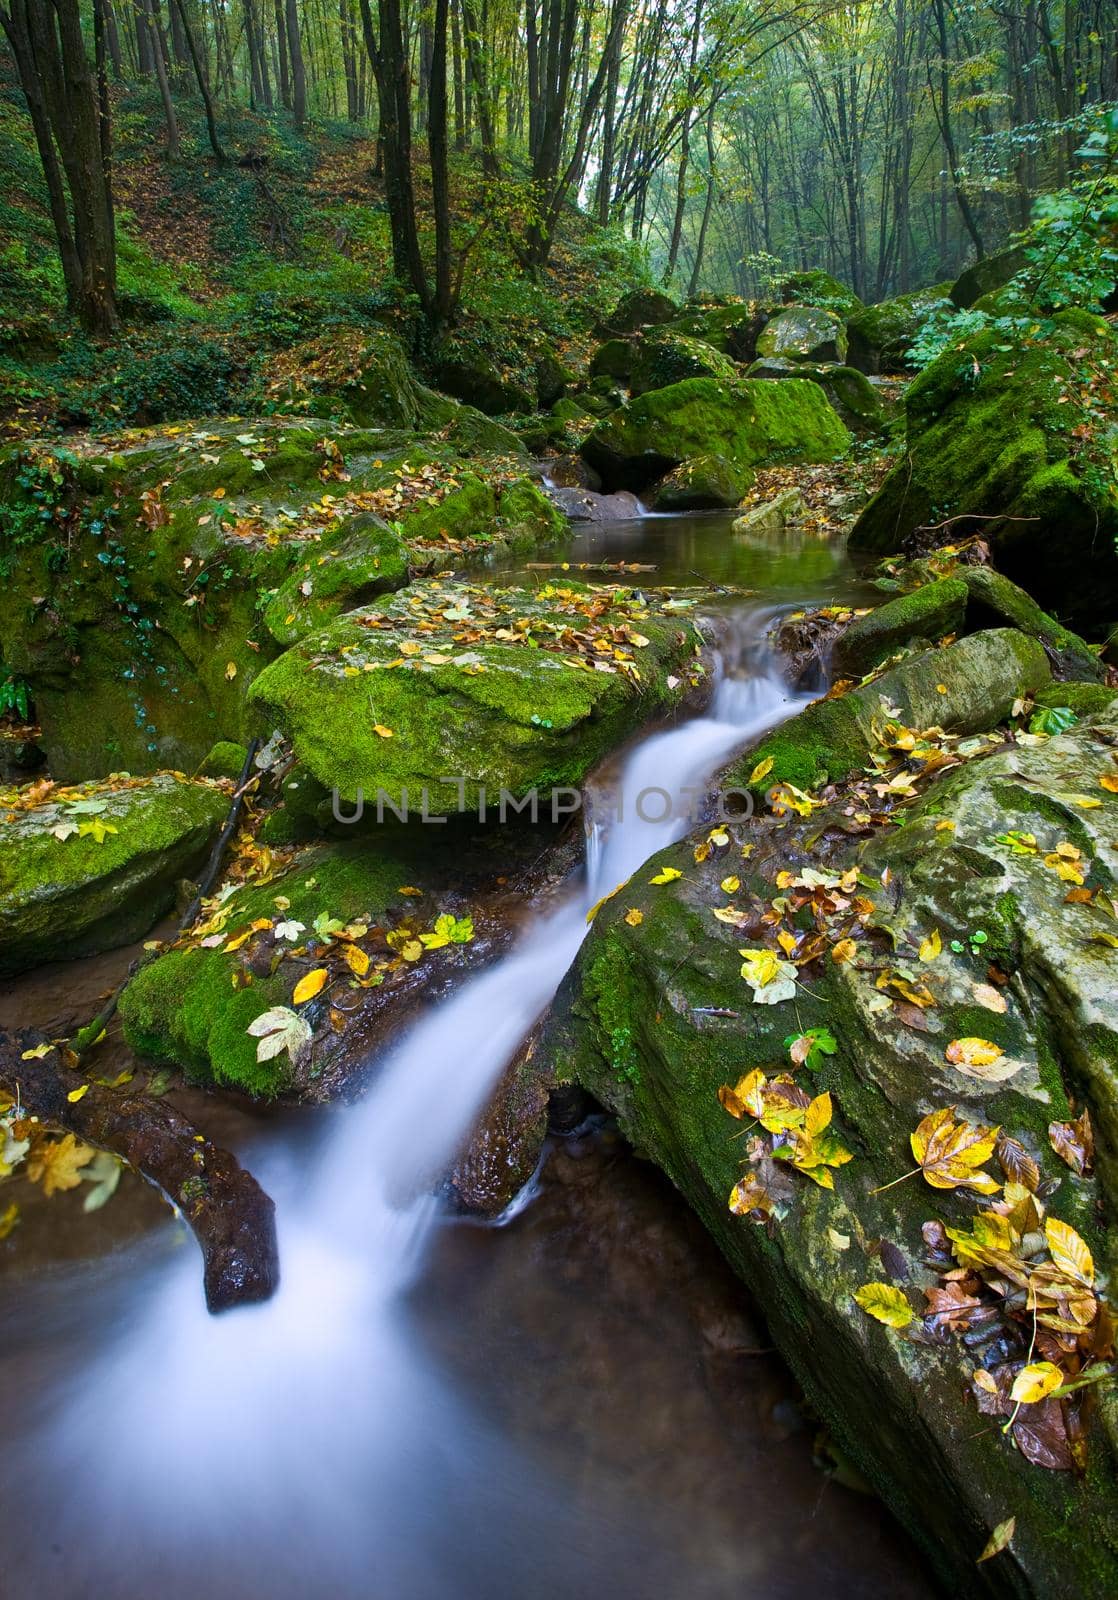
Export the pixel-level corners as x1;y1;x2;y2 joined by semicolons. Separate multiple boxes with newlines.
0;516;933;1600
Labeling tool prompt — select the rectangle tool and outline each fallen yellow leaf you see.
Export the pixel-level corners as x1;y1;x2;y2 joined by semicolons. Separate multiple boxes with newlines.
293;968;329;1005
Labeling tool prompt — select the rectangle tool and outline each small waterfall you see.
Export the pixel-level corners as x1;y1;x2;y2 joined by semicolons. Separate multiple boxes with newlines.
5;601;812;1600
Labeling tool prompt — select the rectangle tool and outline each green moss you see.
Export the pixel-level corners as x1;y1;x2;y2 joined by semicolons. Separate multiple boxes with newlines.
834;578;967;677
629;331;738;396
776;270;863;317
756;306;848;363
119;838;432;1094
0;773;227;975
582;375;850;491
249;579;704;809
845;284;952;374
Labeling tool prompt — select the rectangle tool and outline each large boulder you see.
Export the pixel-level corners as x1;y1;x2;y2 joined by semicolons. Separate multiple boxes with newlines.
580;376;850;492
647;454;752;512
0;425;560;779
540;696;1118;1598
746;357;888;435
848;311;1118;634
248;578;710;812
0;772;227;975
950;247;1028;309
756;305;848;364
259;327;432;428
846;283;953;374
776;269;863;317
432;347;536;416
628;331;739;396
664;300;769;360
598;286;679;335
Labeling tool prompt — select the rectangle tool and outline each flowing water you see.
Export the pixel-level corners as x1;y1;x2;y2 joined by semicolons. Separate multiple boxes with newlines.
0;518;932;1599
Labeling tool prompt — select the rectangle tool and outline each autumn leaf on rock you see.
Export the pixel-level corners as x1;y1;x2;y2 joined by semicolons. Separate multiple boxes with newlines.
1044;1216;1094;1285
718;1068;766;1120
739;947;797;1004
292;968;328;1005
945;1036;1018;1082
1048;1109;1093;1176
343;944;371;977
1011;1362;1063;1405
910;1106;1001;1194
247;1006;312;1066
650;866;682;885
728;1173;774;1219
772;1091;852;1188
976;1518;1015;1564
853;1282;914;1329
918;928;942;962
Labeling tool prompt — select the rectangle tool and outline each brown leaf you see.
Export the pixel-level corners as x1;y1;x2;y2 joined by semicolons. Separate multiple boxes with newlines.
1048;1109;1094;1177
1012;1398;1075;1471
996;1133;1040;1193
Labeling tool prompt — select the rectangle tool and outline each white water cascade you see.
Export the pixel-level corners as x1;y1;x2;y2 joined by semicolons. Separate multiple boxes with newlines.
8;604;810;1600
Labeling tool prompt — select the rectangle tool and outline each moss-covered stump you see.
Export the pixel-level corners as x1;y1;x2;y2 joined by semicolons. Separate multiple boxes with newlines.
833;577;968;677
628;332;739;396
848;312;1118;633
729;628;1050;797
0;425;563;778
580;376;850;492
540;708;1118;1598
846;284;953;374
118;836;496;1098
746;357;888;434
0;772;227;975
249;578;710;811
755;306;848;364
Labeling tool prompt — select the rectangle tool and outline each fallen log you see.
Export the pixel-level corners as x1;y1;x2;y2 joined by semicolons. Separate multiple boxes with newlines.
1;1028;278;1313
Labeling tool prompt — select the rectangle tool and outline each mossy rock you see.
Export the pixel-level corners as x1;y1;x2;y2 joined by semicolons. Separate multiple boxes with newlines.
726;628;1051;797
957;567;1103;682
647;453;751;511
0;773;227;975
846;283;953;374
248;578;709;811
629;332;739;397
539;706;1118;1598
431;346;536;416
756;305;848;364
580;376;850;492
731;487;807;535
535;348;577;409
833;578;968;677
589;338;633;380
0;425;559;779
746;357;887;434
118;836;480;1097
950;247;1029;309
259;327;433;429
848;312;1118;634
776;269;863;317
599;287;679;334
664;301;769;360
196;740;249;781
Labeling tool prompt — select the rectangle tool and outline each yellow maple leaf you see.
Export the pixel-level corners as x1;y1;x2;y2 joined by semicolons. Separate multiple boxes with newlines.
26;1133;95;1197
910;1106;1000;1194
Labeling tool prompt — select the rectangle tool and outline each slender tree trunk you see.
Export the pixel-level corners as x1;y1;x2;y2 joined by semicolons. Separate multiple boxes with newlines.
428;0;453;325
172;0;226;160
144;0;181;158
285;0;306;123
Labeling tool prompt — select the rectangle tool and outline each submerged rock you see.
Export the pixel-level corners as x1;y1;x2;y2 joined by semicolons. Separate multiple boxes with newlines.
849;311;1118;633
248;578;710;812
755;306;848;364
538;698;1118;1598
0;773;227;976
580;376;850;493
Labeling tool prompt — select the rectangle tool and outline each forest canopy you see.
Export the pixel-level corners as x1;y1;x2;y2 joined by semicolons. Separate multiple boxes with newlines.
2;0;1116;341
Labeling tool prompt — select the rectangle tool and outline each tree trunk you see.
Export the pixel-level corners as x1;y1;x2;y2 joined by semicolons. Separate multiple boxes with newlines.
285;0;306;123
173;0;226;160
144;0;181;158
